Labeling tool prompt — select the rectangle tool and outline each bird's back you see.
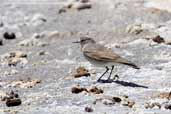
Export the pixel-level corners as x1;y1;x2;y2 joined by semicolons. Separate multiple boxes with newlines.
82;43;140;69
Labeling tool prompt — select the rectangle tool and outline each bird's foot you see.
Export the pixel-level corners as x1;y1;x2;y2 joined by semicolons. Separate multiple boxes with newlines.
112;74;119;81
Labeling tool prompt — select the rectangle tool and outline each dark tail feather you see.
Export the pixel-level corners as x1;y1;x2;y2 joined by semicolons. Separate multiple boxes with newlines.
122;62;140;69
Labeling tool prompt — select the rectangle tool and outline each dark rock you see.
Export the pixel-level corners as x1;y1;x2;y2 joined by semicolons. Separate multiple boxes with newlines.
112;97;122;103
3;90;22;107
3;32;16;40
152;35;165;43
71;86;87;94
85;106;93;112
6;98;22;107
165;104;171;110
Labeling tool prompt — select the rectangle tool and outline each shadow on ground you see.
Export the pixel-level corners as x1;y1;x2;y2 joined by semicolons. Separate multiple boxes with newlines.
98;79;148;88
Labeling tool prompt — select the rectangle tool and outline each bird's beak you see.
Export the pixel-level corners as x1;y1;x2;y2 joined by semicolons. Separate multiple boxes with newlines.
72;41;80;43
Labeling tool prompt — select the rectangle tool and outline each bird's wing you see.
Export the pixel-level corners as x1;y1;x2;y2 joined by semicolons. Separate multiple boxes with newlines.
83;44;140;69
83;46;121;62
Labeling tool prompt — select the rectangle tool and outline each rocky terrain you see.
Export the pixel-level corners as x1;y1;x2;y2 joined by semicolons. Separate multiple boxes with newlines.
1;0;171;114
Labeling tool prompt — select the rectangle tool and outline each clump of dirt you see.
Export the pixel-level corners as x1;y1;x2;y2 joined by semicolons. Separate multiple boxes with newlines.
71;85;103;94
74;66;90;78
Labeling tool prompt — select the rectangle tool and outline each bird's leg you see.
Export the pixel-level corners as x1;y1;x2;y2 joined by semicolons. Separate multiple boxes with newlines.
107;65;114;80
97;66;109;82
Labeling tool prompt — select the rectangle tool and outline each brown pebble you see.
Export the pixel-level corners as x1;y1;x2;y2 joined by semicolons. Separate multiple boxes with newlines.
6;98;22;107
88;87;103;94
85;106;93;112
152;35;165;43
71;86;87;94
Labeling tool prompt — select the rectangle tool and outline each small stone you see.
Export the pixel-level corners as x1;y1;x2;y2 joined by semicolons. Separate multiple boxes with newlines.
6;98;22;107
88;87;103;94
3;32;16;40
71;86;87;94
38;50;46;56
165;104;171;110
152;35;165;43
2;90;21;107
85;106;93;112
112;97;122;103
58;8;66;14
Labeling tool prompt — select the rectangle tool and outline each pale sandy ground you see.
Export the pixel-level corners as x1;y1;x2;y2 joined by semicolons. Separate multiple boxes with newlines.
0;0;171;114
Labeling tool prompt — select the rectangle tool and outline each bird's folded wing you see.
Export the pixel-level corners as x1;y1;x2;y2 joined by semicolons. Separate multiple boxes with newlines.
83;48;140;69
84;50;121;62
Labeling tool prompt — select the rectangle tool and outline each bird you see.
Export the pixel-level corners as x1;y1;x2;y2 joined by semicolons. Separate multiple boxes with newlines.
73;37;140;83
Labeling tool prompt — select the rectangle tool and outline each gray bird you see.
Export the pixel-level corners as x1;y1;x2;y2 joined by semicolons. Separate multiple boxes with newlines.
73;37;140;82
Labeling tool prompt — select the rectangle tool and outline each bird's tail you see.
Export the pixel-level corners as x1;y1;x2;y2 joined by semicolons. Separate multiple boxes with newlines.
122;62;140;69
116;58;140;69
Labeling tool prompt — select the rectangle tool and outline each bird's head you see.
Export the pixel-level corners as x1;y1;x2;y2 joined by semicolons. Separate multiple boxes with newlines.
73;37;96;47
